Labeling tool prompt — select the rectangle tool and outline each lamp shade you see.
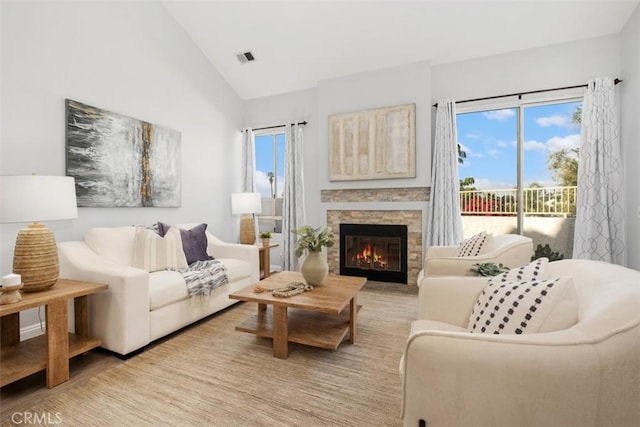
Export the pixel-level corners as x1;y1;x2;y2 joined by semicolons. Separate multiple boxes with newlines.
1;175;78;223
231;192;261;215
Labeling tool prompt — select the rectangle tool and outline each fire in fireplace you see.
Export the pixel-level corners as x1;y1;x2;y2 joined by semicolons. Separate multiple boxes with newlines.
339;223;408;284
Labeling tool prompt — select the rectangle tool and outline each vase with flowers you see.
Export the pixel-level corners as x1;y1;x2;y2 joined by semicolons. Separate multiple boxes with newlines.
292;225;335;286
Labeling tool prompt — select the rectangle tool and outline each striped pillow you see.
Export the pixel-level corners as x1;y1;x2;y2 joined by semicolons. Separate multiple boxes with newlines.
457;231;490;257
467;276;578;334
490;257;549;284
132;226;187;272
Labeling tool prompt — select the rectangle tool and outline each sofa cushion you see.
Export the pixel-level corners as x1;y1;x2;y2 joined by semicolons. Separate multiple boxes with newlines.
148;270;188;310
158;222;213;265
490;257;549;284
457;231;492;257
132;226;188;272
216;258;251;282
468;276;578;334
84;226;136;266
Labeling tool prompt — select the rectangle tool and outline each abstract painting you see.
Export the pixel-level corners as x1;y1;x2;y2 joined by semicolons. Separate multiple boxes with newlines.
65;99;181;207
329;103;415;181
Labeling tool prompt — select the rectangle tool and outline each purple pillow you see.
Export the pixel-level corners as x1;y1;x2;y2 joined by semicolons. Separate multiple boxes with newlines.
158;222;213;265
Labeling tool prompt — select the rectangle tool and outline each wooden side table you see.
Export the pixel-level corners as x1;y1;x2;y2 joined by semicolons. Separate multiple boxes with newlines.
0;278;108;388
258;243;279;279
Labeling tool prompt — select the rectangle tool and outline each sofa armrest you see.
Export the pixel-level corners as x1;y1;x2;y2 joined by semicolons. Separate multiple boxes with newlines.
418;276;488;324
424;245;459;259
401;330;601;426
206;233;260;284
58;241;151;356
423;256;482;276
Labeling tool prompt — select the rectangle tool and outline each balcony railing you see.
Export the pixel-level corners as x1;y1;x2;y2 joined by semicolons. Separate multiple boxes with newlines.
460;186;577;217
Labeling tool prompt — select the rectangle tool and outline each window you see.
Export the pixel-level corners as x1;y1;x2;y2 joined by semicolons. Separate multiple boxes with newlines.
456;98;581;258
255;131;285;233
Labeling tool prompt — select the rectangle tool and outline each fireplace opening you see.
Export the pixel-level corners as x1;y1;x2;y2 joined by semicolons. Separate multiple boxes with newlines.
340;223;408;284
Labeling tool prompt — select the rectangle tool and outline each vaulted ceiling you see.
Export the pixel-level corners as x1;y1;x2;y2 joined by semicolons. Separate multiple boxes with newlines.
164;1;639;100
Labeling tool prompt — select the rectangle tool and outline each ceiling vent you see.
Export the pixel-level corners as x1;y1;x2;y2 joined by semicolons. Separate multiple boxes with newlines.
236;51;255;64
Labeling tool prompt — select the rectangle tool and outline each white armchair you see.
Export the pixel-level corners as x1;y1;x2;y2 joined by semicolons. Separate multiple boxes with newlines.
418;234;533;286
401;259;640;427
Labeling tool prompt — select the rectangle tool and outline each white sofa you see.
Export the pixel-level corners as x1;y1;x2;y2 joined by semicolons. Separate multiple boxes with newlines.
58;224;259;356
401;259;640;427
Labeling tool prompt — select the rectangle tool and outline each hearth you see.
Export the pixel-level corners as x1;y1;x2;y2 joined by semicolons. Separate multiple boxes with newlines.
339;223;408;284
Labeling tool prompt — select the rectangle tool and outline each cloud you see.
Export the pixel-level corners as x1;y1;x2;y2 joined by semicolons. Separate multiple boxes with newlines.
464;131;482;139
546;134;580;152
496;140;507;148
536;114;577;128
523;140;546;151
482;109;515;121
457;142;483;159
472;178;515;190
486;149;501;158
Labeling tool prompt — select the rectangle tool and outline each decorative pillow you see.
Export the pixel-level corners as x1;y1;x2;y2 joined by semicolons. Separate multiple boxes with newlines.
489;257;549;284
467;276;578;334
158;222;213;265
457;231;491;257
132;226;188;272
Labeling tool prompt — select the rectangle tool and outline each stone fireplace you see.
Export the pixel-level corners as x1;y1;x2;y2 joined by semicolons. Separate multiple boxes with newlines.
323;187;428;288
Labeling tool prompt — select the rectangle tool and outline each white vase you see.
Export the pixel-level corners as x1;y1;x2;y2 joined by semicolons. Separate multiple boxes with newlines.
300;251;329;286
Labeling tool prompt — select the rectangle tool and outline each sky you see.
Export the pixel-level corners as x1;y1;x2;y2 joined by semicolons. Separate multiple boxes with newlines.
456;100;582;190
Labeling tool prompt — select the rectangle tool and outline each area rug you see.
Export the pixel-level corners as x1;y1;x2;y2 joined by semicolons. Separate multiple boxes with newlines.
2;289;417;427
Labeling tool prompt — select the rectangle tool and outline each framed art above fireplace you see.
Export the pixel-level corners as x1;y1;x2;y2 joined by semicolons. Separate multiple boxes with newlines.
328;103;416;182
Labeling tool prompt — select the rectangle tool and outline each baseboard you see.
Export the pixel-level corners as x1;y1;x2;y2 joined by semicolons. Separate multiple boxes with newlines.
20;322;46;340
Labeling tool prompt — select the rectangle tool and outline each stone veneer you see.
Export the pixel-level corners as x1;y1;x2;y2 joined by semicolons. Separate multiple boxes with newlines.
324;187;429;289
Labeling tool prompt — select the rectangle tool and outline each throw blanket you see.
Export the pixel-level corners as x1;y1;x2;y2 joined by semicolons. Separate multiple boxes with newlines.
173;259;229;301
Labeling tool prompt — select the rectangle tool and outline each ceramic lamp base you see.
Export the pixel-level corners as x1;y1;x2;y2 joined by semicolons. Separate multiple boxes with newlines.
13;222;59;292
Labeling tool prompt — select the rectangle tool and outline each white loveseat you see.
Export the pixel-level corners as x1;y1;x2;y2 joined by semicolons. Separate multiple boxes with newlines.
401;259;640;427
58;224;259;356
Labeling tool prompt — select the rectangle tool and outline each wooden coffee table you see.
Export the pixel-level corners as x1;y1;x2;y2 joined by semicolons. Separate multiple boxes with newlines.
229;271;366;359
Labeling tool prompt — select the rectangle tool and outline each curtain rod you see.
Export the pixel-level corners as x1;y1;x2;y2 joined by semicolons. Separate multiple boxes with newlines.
243;121;308;132
432;78;623;108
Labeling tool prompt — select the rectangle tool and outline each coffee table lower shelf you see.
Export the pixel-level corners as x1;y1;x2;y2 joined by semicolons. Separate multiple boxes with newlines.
236;305;363;350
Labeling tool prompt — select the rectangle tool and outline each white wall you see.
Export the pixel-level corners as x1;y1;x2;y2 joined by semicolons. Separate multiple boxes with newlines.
621;4;640;270
432;35;620;103
318;60;432;190
1;2;243;332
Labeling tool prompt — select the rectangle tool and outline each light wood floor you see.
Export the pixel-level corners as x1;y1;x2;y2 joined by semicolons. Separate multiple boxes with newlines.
0;280;416;417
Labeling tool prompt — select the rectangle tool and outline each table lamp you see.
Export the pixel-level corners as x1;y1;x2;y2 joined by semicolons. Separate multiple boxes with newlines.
0;175;78;292
231;192;261;245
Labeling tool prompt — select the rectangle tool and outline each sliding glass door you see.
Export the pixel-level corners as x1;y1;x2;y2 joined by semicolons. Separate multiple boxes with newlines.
456;99;581;258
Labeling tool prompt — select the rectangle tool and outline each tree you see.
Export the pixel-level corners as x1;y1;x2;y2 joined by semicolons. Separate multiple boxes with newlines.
547;148;578;186
266;172;275;198
459;177;476;191
457;144;466;164
572;105;582;124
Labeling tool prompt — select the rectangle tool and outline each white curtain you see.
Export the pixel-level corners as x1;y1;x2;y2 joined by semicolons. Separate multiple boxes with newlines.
426;99;464;247
241;128;259;238
282;123;306;271
573;77;626;264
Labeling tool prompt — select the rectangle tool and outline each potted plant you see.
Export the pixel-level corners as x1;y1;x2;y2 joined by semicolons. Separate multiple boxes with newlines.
469;262;510;277
292;225;335;286
259;231;272;246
